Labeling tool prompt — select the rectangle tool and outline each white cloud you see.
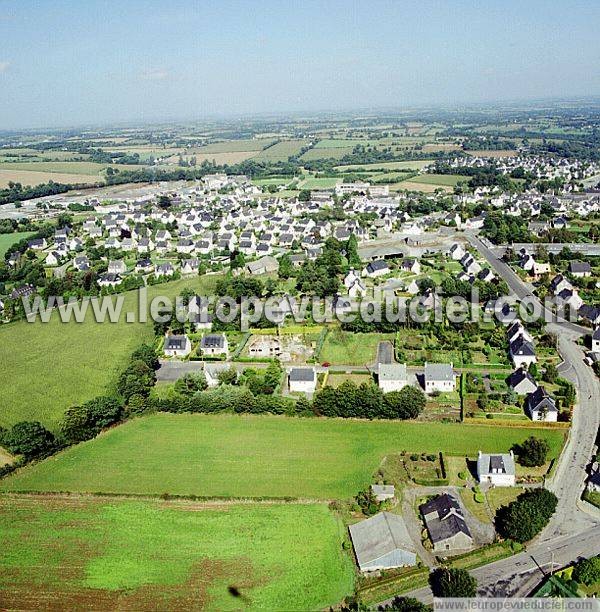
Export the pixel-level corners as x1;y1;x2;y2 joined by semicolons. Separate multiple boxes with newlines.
0;61;10;74
140;69;169;81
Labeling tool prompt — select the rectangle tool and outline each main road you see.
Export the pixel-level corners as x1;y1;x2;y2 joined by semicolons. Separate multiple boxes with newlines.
398;232;600;602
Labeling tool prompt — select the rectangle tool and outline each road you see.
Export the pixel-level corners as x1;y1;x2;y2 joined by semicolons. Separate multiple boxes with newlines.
403;526;600;603
381;234;600;604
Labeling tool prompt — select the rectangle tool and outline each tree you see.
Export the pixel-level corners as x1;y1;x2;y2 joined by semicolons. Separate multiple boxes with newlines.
217;366;238;386
572;555;600;586
298;189;311;201
543;363;559;384
158;195;172;209
117;359;156;401
383;386;426;419
278;253;294;279
379;596;429;612
496;488;558;542
346;234;361;268
174;372;208;396
60;405;94;443
512;436;549;467
430;568;477;597
3;421;56;459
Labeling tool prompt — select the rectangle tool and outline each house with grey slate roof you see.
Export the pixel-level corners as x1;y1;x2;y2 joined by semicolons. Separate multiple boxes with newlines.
420;493;473;552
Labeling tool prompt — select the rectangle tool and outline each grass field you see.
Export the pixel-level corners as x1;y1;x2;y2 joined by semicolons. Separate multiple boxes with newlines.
335;160;433;171
298;177;340;189
320;331;392;365
0;161;110;175
0;275;220;429
0;413;565;498
0;496;353;610
300;147;355;161
0;169;98;188
194;139;275;153
253;140;307;161
407;173;468;186
0;231;35;258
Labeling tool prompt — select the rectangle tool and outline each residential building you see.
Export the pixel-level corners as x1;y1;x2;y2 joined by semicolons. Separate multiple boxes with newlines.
288;367;317;394
163;334;192;358
477;450;516;486
423;362;455;394
378;363;408;393
199;333;229;357
527;387;558;422
420;494;473;553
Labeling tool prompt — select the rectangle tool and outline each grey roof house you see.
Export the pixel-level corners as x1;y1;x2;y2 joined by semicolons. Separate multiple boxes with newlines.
349;512;416;572
420;493;473;553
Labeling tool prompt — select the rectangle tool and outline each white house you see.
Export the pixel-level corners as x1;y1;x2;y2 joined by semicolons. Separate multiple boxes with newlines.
288;367;317;394
378;363;408;393
592;328;600;353
199;333;229;357
477;450;516;486
527;387;558;422
423;362;455;394
163;334;192;358
363;260;390;278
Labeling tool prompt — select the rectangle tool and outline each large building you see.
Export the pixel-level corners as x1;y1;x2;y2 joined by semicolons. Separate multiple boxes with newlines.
349;512;416;572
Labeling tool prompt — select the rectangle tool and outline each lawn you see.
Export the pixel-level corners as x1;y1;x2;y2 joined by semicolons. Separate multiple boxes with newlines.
0;413;566;498
0;231;35;258
0;496;353;610
0;274;220;429
298;176;340;189
320;331;393;365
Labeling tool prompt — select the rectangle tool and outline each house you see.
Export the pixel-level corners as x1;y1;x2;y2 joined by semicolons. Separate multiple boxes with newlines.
401;259;421;275
420;494;473;553
509;335;537;368
348;278;367;298
155;263;175;278
199;333;229;357
371;484;395;502
44;251;61;267
363;260;390;278
477;450;516;486
204;362;232;387
245;255;279;276
163;334;192;358
10;284;35;300
587;464;600;493
348;512;416;572
181;258;200;275
288;367;317;394
579;305;600;326
97;273;122;288
549;274;572;295
108;260;127;275
527;387;558;422
73;256;90;271
135;258;153;273
423;362;455;394
592;328;600;353
27;238;47;250
507;368;538;395
378;363;408;393
449;243;466;261
569;261;592;278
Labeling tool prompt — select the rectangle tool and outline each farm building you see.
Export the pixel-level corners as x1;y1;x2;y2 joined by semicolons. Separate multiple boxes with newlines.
349;512;416;572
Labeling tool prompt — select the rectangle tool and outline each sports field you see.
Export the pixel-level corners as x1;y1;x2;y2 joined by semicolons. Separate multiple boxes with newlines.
0;275;219;429
0;413;565;498
0;496;353;610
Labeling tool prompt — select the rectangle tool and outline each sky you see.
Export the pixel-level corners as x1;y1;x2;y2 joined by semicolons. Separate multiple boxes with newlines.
0;0;599;129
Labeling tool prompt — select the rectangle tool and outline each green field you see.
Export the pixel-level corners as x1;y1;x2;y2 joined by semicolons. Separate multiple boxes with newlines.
0;275;219;429
0;413;565;498
320;331;392;365
0;231;35;258
0;161;110;175
335;160;433;171
253;140;308;161
298;176;340;189
406;173;469;186
300;147;355;160
0;496;353;610
194;138;275;153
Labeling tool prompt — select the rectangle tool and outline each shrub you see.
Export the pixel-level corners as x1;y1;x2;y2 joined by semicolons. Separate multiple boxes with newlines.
430;568;477;597
496;488;558;542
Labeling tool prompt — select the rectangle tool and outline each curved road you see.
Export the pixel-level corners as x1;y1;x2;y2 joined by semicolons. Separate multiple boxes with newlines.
394;233;600;603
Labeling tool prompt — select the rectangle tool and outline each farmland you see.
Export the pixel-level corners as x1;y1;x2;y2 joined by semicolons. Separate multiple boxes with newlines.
253;140;307;161
0;231;35;258
0;413;565;498
0;275;219;429
0;496;353;610
0;169;98;188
